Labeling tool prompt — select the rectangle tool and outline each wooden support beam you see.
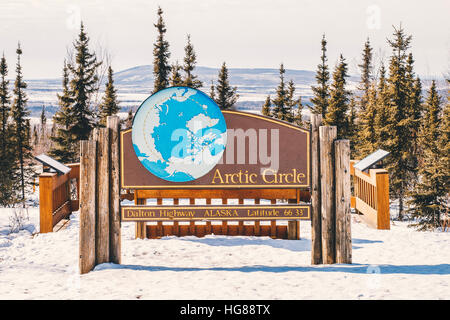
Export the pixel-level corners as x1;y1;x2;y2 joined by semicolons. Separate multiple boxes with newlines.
319;125;337;264
135;196;146;239
310;114;322;264
96;127;110;264
39;174;54;233
107;116;121;264
254;198;261;236
334;140;352;264
376;171;390;230
79;140;97;274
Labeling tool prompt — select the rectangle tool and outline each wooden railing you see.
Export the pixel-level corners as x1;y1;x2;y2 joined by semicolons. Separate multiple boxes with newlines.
350;160;390;230
39;163;80;233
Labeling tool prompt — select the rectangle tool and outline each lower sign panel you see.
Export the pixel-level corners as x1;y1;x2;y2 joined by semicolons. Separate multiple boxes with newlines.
121;205;310;221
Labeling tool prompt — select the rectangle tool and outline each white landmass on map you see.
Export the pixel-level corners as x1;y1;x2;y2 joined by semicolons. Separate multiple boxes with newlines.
165;131;227;179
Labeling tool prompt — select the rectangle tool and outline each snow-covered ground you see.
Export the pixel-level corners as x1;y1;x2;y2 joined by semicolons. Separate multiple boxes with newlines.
0;203;449;300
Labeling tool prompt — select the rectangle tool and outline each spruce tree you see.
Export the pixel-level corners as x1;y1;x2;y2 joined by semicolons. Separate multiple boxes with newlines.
358;38;373;113
357;83;377;157
374;64;391;151
347;97;358;156
99;66;119;126
261;95;271;116
209;80;215;101
40;104;46;137
293;96;304;127
284;79;296;123
272;64;289;120
310;34;330;118
324;55;351;139
49;61;76;163
169;61;183;86
408;81;447;230
67;22;102;154
404;53;423;184
182;34;202;89
152;6;171;93
0;53;15;206
10;43;33;206
214;62;238;110
384;25;414;219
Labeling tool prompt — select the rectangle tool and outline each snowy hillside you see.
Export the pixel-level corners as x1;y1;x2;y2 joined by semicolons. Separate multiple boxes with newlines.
0;201;449;299
22;65;360;117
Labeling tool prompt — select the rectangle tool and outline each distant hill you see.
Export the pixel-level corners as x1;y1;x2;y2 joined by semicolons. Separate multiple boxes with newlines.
22;65;360;116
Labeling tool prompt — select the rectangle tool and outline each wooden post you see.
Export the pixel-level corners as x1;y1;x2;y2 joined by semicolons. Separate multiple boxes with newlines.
334;140;352;264
254;198;261;236
173;198;180;236
95;128;110;264
270;199;276;238
107;116;121;264
39;174;54;233
319;126;337;264
238;198;244;235
79;140;97;274
376;171;390;230
287;198;298;240
310;114;323;264
135;197;146;239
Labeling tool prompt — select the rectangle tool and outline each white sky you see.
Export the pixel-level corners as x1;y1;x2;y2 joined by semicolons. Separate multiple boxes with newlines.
0;0;449;79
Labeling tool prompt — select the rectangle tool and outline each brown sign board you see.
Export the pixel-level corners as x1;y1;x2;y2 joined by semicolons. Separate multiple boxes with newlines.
121;204;310;221
121;110;310;189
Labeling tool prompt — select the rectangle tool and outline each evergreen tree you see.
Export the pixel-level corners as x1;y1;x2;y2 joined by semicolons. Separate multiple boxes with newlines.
152;6;171;92
272;64;289;120
10;43;33;206
209;80;215;101
358;38;373;113
310;34;330;117
40;104;46;137
284;79;296;123
182;34;202;89
404;53;423;184
169;61;183;86
0;53;16;206
293;96;304;127
99;66;119;126
324;55;351;139
408;81;447;230
347;97;358;156
49;61;76;163
357;83;378;157
374;64;391;151
213;62;238;110
67;22;102;155
261;95;271;116
384;25;414;219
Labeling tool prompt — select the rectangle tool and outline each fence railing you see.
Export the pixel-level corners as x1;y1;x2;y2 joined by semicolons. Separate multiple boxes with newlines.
39;163;80;233
350;160;390;229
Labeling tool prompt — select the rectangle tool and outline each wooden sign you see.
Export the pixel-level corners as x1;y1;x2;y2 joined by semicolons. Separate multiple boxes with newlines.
121;204;310;221
121;110;310;189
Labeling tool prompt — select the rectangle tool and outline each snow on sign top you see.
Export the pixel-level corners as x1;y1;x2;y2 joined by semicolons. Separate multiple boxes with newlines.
34;154;71;175
354;149;390;172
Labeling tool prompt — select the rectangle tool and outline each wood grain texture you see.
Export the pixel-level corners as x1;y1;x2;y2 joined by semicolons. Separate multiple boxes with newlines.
79;140;97;274
334;140;352;264
310;114;323;264
107;116;121;264
319;126;337;264
96;128;110;264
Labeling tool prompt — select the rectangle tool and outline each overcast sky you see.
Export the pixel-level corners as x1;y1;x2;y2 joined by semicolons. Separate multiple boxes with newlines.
0;0;449;79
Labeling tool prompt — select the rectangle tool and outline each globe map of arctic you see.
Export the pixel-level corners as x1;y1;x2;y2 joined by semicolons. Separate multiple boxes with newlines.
132;87;227;182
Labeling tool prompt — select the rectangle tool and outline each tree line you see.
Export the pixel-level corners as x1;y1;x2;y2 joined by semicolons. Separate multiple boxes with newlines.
0;7;448;231
261;26;448;230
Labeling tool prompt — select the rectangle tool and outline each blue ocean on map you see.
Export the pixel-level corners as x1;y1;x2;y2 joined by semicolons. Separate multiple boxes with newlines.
132;87;227;182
